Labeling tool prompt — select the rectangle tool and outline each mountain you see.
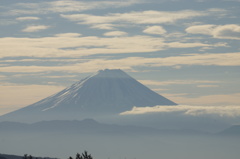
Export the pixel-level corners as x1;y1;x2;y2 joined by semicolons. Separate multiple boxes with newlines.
0;69;176;122
0;119;206;136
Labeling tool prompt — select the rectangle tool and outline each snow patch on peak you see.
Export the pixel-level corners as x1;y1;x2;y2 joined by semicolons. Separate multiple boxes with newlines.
95;69;131;79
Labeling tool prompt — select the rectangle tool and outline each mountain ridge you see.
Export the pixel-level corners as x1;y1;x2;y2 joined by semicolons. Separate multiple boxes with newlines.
0;69;177;122
0;119;207;136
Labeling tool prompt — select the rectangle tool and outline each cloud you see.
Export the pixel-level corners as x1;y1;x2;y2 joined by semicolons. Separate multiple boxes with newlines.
186;24;240;40
55;33;82;37
0;35;163;58
91;24;116;30
0;51;240;74
22;25;51;32
60;10;207;26
0;84;65;116
213;24;240;40
197;85;219;88
43;75;77;79
166;42;209;48
164;93;240;106
120;105;240;117
151;52;240;66
0;75;7;80
0;52;240;74
185;24;216;35
139;80;220;86
8;0;140;15
0;59;133;73
0;35;215;59
143;26;167;35
104;31;128;36
16;16;40;21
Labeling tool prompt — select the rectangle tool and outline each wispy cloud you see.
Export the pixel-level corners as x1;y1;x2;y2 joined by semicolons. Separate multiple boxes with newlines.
91;24;116;30
16;16;40;21
22;25;51;32
164;93;240;106
186;24;216;35
120;105;240;117
197;85;219;88
8;0;140;15
0;75;8;80
139;80;221;86
0;52;239;74
186;24;240;40
0;35;226;59
143;26;167;35
54;33;82;37
61;10;207;26
43;75;77;79
104;31;128;36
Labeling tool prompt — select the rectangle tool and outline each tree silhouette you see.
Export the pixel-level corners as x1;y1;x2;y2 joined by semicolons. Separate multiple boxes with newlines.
76;153;83;159
71;151;92;159
81;151;92;159
23;154;28;159
22;151;93;159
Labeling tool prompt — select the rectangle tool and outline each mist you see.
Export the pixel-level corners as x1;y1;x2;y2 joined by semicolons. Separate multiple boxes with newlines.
1;129;240;159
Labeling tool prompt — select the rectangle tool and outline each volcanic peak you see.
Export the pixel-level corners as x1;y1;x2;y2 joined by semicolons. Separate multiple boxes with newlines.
94;69;131;78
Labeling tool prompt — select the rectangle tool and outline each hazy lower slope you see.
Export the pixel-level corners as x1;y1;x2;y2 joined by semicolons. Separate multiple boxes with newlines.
1;119;194;136
0;69;176;122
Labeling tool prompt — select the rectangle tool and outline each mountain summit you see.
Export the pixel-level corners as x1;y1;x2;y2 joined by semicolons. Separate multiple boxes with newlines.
1;69;177;122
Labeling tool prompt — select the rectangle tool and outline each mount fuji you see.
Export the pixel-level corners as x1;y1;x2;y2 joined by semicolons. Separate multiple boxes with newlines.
0;69;177;122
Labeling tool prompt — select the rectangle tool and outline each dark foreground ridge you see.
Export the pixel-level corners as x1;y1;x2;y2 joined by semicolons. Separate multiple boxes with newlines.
0;151;92;159
0;154;57;159
0;69;177;123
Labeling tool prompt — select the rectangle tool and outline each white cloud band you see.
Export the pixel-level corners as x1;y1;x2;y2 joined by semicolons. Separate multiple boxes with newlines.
186;24;240;40
120;105;240;117
22;25;51;32
143;26;167;35
0;52;240;73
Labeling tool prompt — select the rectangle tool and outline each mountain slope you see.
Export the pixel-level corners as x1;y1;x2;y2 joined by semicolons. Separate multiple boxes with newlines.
0;69;176;122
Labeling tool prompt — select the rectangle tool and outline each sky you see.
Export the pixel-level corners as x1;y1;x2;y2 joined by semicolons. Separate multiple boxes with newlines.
0;0;240;116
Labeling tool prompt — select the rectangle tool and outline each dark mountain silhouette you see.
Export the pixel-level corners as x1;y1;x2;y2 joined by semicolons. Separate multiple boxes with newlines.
0;119;206;136
0;69;176;122
0;154;56;159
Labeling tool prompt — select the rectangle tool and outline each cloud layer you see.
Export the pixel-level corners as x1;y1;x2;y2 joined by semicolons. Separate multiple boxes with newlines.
61;10;208;26
186;24;240;40
7;0;140;15
121;105;240;117
22;25;51;32
143;26;167;35
1;52;239;73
